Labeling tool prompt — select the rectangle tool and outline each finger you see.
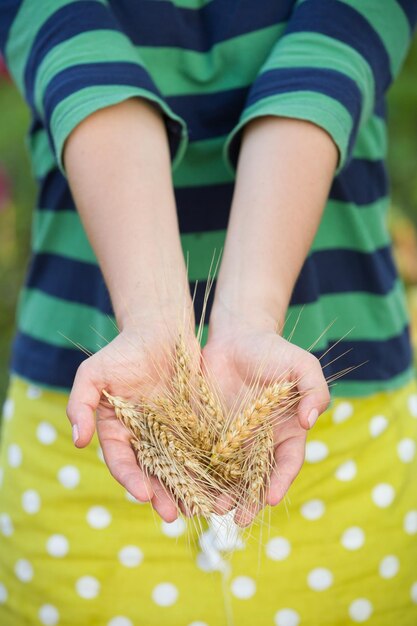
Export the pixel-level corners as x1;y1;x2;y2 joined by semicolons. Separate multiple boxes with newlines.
150;477;179;523
66;360;100;447
234;500;262;528
295;355;330;430
266;435;306;507
99;434;154;503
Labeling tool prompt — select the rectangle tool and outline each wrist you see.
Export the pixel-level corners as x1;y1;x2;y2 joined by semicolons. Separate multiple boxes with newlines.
209;291;286;340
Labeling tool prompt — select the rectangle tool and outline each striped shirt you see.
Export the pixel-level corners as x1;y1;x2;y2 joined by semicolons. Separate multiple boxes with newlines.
1;0;416;397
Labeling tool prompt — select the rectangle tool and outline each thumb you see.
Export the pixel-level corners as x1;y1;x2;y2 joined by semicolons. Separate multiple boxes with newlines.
66;360;99;447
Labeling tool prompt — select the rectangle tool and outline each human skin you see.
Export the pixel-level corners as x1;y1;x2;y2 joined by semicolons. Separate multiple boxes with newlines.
63;98;337;524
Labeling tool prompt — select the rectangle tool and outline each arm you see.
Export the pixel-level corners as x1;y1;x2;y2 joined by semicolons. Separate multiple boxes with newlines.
204;119;337;525
63;97;193;523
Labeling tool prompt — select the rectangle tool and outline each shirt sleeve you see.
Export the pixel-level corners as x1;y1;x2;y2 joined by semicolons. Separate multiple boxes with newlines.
0;0;188;177
224;0;417;174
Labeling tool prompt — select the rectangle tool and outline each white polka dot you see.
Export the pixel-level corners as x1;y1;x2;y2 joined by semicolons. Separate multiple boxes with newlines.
27;385;42;399
57;465;80;489
39;604;59;625
0;513;13;536
335;460;357;482
152;583;178;606
46;534;69;558
307;568;333;591
408;394;417;418
379;555;399;579
86;506;111;529
7;444;22;468
349;599;373;622
22;490;41;514
305;441;328;463
0;583;8;603
15;559;33;582
404;510;417;535
266;537;291;561
36;422;57;445
161;517;186;538
397;438;415;463
411;582;417;603
231;576;256;599
188;622;208;626
76;576;100;599
97;446;105;463
332;401;353;424
107;618;133;626
371;483;395;508
300;499;325;521
2;398;14;421
369;415;388;438
274;609;301;626
341;527;365;551
118;545;143;568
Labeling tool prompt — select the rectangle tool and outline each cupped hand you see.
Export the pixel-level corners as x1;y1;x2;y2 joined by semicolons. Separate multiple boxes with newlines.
66;322;198;522
202;322;330;526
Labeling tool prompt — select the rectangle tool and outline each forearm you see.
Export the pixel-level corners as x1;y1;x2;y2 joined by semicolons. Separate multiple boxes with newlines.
63;97;189;330
211;117;338;333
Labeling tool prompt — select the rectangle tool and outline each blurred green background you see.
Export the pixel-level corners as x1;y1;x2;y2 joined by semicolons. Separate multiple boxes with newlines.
0;44;417;407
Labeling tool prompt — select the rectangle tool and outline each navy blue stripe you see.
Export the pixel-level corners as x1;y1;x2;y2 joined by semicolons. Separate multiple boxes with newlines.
396;0;417;31
24;2;122;110
11;325;412;389
228;66;362;169
285;0;392;98
247;67;362;118
36;169;233;232
108;0;293;51
43;63;247;142
0;0;23;52
330;159;388;206
42;62;160;122
291;247;397;305
37;157;387;221
26;245;398;318
315;325;412;382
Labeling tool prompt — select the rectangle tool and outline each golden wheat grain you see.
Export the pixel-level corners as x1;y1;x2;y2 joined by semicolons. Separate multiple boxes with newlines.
210;381;294;467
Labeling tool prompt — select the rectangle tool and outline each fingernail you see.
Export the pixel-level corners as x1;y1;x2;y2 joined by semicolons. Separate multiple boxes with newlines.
307;408;319;429
72;424;80;444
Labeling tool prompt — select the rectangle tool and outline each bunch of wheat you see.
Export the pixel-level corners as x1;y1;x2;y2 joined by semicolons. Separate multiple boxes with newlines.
102;333;300;520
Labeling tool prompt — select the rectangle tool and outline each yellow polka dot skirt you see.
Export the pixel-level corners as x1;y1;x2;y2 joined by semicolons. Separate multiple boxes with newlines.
1;376;417;625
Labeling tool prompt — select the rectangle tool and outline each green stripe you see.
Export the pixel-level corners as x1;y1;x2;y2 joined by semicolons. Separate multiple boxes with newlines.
285;280;410;348
341;0;410;76
19;283;409;356
49;85;188;175
330;368;415;399
224;91;354;173
312;198;390;253
27;130;56;180
33;209;226;281
18;287;210;352
263;32;374;127
138;24;286;96
352;116;387;160
18;288;118;350
34;30;150;117
173;137;234;187
34;195;388;281
5;0;107;90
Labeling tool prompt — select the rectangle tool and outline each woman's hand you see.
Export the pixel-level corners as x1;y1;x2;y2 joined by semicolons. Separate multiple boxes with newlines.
203;313;330;526
66;320;199;523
